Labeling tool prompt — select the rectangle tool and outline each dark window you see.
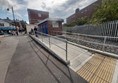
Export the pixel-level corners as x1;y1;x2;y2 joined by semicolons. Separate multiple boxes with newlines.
0;23;4;26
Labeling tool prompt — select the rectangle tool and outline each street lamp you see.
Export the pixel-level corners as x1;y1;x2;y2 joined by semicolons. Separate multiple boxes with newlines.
7;6;18;35
7;6;16;28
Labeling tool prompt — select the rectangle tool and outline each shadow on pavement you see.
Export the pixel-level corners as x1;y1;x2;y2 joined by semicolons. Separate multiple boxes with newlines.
29;38;87;83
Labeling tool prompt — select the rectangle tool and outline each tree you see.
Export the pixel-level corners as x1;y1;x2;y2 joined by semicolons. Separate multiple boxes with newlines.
20;20;27;31
76;17;88;25
91;0;118;23
65;17;88;27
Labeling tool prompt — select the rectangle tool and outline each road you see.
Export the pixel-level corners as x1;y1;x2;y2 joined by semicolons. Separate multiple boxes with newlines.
0;36;87;83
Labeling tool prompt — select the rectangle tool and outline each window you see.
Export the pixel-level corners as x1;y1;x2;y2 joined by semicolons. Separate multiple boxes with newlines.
52;21;59;28
38;13;42;17
0;23;4;26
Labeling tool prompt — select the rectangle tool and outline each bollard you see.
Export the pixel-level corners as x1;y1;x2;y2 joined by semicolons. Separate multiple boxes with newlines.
66;40;68;61
41;32;43;42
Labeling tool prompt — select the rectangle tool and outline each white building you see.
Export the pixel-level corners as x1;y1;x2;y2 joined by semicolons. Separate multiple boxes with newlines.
0;20;11;27
26;24;36;33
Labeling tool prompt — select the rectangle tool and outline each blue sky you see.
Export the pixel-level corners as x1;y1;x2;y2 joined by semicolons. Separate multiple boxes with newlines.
0;0;97;23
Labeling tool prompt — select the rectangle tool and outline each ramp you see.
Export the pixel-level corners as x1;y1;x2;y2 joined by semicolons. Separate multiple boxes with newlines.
30;35;92;71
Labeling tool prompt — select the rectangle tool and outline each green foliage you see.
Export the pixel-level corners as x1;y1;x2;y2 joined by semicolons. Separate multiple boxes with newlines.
76;17;88;25
65;17;88;27
91;0;118;23
66;0;118;25
20;20;27;30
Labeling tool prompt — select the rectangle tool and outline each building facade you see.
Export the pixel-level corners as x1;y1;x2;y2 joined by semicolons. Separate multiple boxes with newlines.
66;0;102;24
27;9;49;24
37;18;64;35
0;19;16;31
0;20;10;27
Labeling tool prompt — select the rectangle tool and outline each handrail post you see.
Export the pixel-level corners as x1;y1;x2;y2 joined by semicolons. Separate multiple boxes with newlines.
49;35;51;48
102;36;107;51
41;32;43;42
66;40;68;61
78;33;80;43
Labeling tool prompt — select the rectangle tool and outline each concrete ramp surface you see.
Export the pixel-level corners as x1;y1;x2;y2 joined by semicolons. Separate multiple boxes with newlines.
30;35;118;83
31;35;92;71
1;36;87;83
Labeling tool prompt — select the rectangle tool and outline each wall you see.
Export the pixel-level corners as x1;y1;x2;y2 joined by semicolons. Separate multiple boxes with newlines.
0;20;10;27
28;9;49;24
26;24;36;32
66;0;102;24
48;21;62;35
38;21;48;34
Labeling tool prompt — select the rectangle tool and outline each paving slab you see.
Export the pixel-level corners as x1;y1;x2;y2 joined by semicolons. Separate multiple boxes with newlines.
77;54;117;83
112;60;118;83
31;35;118;83
0;36;19;83
5;36;87;83
31;35;92;71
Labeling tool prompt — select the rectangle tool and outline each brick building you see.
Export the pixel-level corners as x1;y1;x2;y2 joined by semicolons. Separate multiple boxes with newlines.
27;9;49;24
37;18;64;35
66;0;102;24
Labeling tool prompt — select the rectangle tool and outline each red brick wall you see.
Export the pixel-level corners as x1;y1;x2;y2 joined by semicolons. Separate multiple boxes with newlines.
38;20;63;35
66;0;102;24
66;14;76;24
28;9;49;24
75;1;101;19
48;21;62;35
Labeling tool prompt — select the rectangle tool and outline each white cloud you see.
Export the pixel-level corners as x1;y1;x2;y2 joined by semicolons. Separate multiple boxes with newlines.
44;0;68;7
48;0;97;19
0;0;98;22
79;0;97;9
0;0;25;11
27;0;68;11
0;0;27;20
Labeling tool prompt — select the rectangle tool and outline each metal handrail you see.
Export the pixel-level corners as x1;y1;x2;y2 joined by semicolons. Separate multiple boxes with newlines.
36;31;68;61
37;31;67;42
64;35;118;48
53;31;118;39
31;30;118;63
52;31;118;55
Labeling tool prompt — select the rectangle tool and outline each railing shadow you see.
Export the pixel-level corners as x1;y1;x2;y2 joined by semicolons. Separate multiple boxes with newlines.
29;38;74;83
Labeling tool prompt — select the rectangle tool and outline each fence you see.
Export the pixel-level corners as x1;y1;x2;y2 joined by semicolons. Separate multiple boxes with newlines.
71;21;118;55
72;21;118;37
30;30;118;64
57;31;118;55
31;20;118;60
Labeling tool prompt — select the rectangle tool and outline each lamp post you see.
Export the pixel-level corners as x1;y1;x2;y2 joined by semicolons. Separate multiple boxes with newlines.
7;6;16;28
7;6;18;35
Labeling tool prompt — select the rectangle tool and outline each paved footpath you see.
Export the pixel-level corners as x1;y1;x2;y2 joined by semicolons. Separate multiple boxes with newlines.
0;36;19;83
0;36;87;83
31;35;92;71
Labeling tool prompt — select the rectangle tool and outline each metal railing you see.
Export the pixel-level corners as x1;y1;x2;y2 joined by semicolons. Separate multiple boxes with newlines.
35;31;68;61
53;31;118;55
30;30;118;64
72;21;118;37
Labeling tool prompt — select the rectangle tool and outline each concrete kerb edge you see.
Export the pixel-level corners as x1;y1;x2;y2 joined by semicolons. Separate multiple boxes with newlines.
112;60;118;83
29;35;70;65
70;54;95;72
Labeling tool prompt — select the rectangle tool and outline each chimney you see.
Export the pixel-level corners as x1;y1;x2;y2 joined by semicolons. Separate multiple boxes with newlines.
75;8;80;13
